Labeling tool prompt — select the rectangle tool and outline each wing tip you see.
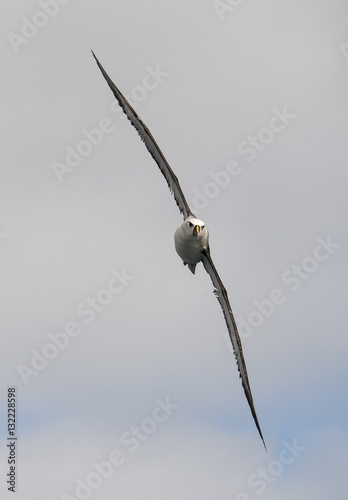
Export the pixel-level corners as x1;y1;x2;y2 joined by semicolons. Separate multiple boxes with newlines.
257;425;267;451
250;402;267;451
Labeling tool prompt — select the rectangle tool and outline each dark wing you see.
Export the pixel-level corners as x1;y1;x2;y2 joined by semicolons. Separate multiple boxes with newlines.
92;51;193;221
201;248;266;449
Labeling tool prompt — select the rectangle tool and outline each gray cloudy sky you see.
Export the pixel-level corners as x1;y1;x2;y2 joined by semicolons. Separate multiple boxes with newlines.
1;1;347;498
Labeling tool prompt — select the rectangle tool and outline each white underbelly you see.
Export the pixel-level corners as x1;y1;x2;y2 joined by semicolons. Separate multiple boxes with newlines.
174;228;206;264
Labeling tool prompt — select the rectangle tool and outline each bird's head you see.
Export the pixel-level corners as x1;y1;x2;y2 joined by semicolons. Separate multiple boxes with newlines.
185;217;207;240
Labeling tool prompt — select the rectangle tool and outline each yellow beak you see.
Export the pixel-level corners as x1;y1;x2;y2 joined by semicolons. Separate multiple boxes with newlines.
195;225;200;239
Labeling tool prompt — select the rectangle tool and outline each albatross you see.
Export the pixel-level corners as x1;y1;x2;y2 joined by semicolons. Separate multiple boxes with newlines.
92;51;266;449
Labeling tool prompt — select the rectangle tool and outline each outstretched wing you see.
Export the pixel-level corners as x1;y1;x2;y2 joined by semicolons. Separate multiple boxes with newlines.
92;51;193;221
201;248;266;449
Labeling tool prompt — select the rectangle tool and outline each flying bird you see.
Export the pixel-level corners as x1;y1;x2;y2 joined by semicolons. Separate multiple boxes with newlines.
92;51;266;449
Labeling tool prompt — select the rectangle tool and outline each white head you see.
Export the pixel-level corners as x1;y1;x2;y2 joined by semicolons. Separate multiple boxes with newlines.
183;216;208;240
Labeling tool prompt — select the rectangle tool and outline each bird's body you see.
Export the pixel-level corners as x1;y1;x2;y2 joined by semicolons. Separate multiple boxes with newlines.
92;51;266;449
174;216;209;274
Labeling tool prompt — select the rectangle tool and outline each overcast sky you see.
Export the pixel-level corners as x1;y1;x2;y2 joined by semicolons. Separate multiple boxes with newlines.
1;1;347;498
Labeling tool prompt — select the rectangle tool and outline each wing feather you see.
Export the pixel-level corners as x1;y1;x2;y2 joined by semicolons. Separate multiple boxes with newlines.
92;51;193;220
202;248;266;449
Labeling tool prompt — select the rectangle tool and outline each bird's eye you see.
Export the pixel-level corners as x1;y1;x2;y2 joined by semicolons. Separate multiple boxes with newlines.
201;225;205;230
188;222;193;228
